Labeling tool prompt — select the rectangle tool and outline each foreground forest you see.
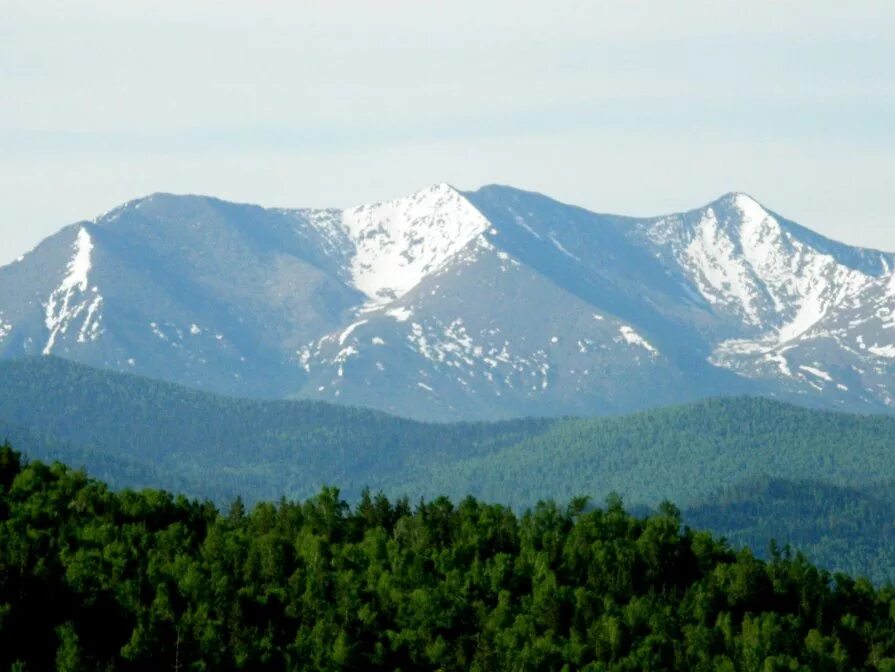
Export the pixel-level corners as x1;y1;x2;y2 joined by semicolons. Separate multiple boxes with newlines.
2;445;895;671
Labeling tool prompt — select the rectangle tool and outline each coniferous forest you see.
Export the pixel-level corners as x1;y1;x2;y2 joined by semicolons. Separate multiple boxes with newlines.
3;444;895;671
5;358;895;584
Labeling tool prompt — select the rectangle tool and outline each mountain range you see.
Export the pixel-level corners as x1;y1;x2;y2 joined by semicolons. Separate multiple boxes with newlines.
2;184;894;420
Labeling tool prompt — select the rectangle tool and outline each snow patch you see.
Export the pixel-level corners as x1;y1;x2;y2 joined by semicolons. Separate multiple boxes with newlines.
386;306;413;322
150;322;167;340
341;184;490;303
548;233;581;262
43;227;103;354
338;319;368;346
618;325;658;355
767;352;793;377
869;344;895;359
799;365;832;382
513;213;542;239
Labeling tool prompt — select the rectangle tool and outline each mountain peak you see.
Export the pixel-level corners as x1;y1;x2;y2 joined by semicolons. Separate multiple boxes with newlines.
5;183;895;421
341;183;490;304
707;191;767;215
423;181;458;195
93;192;224;226
720;193;774;233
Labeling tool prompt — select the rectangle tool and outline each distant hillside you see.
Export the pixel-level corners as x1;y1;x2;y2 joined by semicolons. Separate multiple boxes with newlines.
4;357;895;505
401;396;895;507
683;478;895;584
0;357;554;502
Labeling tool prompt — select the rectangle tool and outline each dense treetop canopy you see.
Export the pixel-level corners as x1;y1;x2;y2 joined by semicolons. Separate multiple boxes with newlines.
2;444;895;671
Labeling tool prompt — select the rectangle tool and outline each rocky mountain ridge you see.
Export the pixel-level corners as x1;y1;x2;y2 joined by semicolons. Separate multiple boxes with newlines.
1;183;893;419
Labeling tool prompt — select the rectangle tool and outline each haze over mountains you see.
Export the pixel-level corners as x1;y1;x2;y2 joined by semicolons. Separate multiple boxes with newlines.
2;184;894;420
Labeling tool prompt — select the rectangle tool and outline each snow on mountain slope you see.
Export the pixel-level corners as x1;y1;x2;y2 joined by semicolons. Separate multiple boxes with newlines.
1;184;893;419
42;227;103;355
292;237;706;420
621;192;895;410
0;314;11;343
0;196;365;397
341;183;491;303
463;185;721;355
639;193;892;338
709;267;895;410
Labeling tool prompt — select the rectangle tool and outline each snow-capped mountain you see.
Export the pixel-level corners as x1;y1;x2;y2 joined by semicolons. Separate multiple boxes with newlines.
1;184;893;419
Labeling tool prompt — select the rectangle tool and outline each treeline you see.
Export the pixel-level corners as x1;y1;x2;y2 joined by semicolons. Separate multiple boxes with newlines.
3;445;895;671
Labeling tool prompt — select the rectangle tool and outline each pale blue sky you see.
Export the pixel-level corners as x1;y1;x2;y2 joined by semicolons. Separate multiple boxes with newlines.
1;1;893;265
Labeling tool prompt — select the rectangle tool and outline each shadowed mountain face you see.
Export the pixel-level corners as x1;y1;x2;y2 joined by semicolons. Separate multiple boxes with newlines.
2;184;894;419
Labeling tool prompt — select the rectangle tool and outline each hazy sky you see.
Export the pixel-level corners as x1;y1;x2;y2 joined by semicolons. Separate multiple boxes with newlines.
1;1;893;265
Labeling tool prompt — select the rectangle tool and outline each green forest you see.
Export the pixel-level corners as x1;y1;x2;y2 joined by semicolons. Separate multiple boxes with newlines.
684;478;895;586
3;445;895;671
4;357;895;584
5;358;895;509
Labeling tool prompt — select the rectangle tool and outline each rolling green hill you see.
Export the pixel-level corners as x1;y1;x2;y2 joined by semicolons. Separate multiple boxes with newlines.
4;357;895;508
0;357;554;502
402;397;895;507
683;477;895;584
3;356;895;581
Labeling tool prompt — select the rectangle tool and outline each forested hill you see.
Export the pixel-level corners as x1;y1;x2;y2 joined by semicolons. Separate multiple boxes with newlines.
4;357;895;508
4;357;895;581
685;478;895;584
0;357;555;502
412;397;895;507
3;445;895;671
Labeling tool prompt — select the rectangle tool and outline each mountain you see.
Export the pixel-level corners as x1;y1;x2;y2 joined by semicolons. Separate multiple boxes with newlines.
2;184;894;419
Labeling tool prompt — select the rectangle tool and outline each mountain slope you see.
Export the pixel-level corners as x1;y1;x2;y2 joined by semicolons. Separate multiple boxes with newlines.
2;185;894;419
396;395;895;509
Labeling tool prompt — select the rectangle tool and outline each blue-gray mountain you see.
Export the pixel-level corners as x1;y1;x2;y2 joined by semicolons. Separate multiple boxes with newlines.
2;184;894;420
